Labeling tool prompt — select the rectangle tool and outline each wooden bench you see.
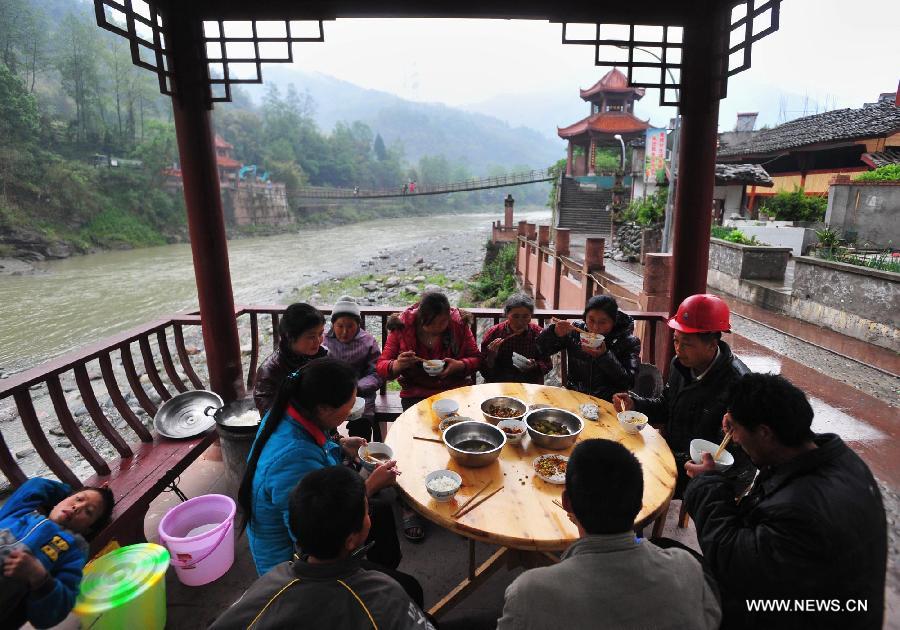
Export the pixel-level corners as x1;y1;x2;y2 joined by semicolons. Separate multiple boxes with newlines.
0;317;214;556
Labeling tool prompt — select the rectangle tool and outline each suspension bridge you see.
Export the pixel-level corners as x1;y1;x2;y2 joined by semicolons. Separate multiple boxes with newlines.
290;169;556;200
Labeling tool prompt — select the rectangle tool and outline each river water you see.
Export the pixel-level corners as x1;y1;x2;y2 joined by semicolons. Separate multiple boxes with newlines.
1;209;549;374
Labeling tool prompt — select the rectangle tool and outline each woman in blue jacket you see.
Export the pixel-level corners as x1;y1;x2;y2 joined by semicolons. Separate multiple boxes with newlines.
0;478;114;629
238;357;401;576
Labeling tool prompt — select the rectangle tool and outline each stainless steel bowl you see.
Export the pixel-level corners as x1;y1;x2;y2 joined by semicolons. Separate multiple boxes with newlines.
525;407;584;450
154;390;223;439
480;396;527;425
442;421;506;468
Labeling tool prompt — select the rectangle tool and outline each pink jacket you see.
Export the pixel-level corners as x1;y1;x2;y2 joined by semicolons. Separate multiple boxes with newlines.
376;305;480;399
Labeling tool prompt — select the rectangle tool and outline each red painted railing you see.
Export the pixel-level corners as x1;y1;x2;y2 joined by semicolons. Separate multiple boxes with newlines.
0;306;666;488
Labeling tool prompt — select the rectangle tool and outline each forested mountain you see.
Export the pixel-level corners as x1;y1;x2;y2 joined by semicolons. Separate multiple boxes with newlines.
243;68;562;173
0;0;554;260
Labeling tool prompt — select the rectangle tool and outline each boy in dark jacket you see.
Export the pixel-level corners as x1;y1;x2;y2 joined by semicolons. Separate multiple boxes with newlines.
684;373;887;629
614;293;751;497
0;477;114;629
537;295;641;402
212;466;433;630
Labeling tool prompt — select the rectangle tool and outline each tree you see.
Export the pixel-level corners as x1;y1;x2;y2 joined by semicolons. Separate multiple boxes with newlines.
373;133;387;161
0;62;39;143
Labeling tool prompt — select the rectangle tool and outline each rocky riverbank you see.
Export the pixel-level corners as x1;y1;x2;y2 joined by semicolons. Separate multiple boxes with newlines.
0;228;497;491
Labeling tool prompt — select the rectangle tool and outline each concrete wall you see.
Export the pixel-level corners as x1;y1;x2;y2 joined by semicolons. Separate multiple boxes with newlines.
722;221;817;255
826;182;900;248
559;270;584;307
539;256;556;304
708;239;791;280
222;183;293;227
713;185;744;217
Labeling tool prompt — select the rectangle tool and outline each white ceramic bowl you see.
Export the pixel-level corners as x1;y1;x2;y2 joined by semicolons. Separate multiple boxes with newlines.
580;332;605;349
497;419;527;444
358;442;394;471
432;398;459;419
533;454;569;485
423;359;445;376
689;438;735;472
348;396;366;421
617;410;649;434
425;469;462;502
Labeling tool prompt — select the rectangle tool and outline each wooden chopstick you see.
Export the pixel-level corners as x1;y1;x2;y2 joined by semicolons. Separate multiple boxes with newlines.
450;482;491;517
552;498;566;512
412;436;443;444
713;431;733;461
453;486;504;519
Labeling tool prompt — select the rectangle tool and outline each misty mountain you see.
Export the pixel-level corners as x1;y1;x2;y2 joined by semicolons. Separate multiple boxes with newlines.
244;68;563;173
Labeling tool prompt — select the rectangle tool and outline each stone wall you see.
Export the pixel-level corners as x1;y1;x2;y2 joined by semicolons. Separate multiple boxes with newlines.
826;181;900;248
222;182;294;227
708;238;791;280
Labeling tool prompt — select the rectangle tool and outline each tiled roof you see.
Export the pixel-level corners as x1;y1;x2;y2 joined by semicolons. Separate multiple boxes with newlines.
861;148;900;169
715;163;774;187
215;135;233;150
580;68;645;101
718;99;900;158
558;112;651;139
217;156;241;169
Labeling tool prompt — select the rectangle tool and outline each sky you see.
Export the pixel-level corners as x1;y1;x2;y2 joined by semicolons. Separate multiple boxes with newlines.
270;0;899;134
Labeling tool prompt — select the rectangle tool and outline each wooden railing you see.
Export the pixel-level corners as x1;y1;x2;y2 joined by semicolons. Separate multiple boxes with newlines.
0;305;666;487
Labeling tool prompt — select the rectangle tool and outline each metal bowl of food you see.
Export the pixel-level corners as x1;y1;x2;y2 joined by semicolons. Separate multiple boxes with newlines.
480;396;527;425
442;421;506;468
524;407;584;450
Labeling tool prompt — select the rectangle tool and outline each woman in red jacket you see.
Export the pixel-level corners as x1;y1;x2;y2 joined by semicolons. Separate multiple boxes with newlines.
376;291;480;410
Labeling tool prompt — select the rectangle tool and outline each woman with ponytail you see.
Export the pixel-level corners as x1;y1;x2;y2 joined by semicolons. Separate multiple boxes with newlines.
239;357;401;576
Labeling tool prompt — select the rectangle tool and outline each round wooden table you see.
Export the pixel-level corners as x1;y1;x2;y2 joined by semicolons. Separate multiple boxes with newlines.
385;382;677;552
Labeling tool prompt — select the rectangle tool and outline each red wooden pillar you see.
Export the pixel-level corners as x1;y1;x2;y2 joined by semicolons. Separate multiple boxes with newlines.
167;16;244;402
566;142;574;176
669;6;727;317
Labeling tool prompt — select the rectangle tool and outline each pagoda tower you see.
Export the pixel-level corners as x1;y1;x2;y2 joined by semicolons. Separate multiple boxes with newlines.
558;68;651;176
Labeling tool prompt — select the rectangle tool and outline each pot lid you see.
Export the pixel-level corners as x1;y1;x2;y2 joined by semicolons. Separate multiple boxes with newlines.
74;543;170;614
153;390;222;439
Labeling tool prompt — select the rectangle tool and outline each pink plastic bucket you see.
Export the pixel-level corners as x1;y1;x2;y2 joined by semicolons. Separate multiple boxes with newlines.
157;494;235;586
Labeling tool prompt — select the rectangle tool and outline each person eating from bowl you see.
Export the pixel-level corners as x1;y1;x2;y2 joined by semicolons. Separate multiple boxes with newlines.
253;303;328;417
480;294;552;384
613;293;752;498
497;439;721;629
322;296;384;441
212;466;432;630
536;294;641;402
683;373;887;630
239;358;406;584
377;290;480;410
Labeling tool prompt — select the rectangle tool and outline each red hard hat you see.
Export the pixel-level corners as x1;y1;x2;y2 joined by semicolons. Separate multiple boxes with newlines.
667;294;731;334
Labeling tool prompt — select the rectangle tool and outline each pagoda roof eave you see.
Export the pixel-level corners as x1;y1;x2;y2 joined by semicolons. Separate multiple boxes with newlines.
558;112;652;139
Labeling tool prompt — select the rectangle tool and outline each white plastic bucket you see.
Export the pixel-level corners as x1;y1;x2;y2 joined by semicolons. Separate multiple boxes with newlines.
157;494;235;586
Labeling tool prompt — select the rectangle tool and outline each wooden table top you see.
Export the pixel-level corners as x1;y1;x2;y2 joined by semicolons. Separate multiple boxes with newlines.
384;383;677;551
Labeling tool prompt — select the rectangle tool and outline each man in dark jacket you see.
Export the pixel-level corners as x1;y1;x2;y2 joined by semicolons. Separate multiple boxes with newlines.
211;466;433;630
614;293;750;496
537;294;641;402
684;373;886;629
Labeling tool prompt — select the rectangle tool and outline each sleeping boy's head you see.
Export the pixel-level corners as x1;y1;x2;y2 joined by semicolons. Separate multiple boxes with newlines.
49;486;115;539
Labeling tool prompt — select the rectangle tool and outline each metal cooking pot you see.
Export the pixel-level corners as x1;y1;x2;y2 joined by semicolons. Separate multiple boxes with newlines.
204;398;260;435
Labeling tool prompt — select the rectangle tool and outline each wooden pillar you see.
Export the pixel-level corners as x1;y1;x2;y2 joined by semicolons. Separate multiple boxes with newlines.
555;228;570;256
534;225;550;306
167;14;243;402
582;237;605;303
670;4;727;316
566;142;574;176
641;253;673;371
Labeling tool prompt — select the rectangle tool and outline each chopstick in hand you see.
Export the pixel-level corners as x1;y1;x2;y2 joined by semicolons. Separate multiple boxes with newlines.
552;499;566;512
450;482;491;517
713;431;733;461
453;486;504;519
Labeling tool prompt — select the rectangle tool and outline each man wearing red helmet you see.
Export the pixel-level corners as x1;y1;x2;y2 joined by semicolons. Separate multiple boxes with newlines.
614;294;752;496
